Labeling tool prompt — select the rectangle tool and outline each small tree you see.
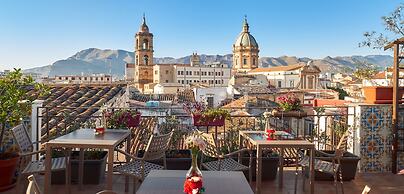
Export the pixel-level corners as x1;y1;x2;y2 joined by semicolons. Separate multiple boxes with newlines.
0;69;48;157
360;4;404;49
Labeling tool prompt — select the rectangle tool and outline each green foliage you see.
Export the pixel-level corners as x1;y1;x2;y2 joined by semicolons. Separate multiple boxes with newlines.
360;4;404;49
0;69;48;153
200;108;230;122
327;86;349;100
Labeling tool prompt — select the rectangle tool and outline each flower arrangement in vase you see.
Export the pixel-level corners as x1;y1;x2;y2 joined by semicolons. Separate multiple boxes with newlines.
183;134;206;194
272;94;307;118
183;102;230;127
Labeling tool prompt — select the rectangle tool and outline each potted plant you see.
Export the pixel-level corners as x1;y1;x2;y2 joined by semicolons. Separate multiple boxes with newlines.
104;109;141;129
272;93;307;118
0;69;48;191
51;150;108;184
183;102;230;126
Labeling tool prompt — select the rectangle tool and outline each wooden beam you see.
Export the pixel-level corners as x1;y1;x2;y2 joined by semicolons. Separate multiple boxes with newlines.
384;37;404;50
392;43;400;174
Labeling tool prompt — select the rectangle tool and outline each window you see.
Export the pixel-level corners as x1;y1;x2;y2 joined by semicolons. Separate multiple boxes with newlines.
143;55;149;65
142;39;149;49
277;81;282;88
243;58;247;65
207;97;214;108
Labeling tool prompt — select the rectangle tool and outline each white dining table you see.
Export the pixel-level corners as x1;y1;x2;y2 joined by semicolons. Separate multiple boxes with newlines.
43;128;131;194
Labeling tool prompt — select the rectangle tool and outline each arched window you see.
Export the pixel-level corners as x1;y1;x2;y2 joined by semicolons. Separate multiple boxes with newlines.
143;39;149;50
143;55;149;65
243;58;247;65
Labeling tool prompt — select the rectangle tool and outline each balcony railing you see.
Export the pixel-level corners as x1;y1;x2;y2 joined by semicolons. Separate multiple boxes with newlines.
33;105;357;156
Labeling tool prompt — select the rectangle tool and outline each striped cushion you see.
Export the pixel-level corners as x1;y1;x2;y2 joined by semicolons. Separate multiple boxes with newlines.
202;158;249;171
298;156;339;174
22;157;66;175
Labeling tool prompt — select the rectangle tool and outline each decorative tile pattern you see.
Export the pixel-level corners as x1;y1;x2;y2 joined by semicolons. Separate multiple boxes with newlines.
357;105;404;172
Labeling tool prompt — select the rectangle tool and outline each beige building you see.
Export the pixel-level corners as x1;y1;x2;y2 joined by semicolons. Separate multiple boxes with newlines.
232;17;259;73
52;74;112;84
247;61;321;90
126;15;154;92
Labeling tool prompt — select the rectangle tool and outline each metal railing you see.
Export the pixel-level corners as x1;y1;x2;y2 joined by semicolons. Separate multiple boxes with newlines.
34;105;358;154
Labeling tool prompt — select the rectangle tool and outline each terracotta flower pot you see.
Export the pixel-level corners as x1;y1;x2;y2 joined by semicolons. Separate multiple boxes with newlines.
0;155;19;191
192;114;225;127
271;109;307;118
362;86;404;104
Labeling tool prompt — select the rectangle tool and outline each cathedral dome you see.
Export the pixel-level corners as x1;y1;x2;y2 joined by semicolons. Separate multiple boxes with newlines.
234;17;258;48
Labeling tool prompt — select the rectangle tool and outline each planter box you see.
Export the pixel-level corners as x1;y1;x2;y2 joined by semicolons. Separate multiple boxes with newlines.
239;152;279;181
304;151;360;181
363;86;404;104
52;151;107;184
271;110;307;118
192;114;225;127
138;150;193;170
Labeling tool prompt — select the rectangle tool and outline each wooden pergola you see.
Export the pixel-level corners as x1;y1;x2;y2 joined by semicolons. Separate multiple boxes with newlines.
384;37;404;174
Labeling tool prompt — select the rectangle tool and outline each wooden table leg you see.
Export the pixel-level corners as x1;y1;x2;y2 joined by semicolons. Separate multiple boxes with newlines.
256;145;262;194
279;148;284;188
44;144;52;194
125;136;131;192
78;148;84;190
65;148;72;194
107;147;114;190
310;148;315;194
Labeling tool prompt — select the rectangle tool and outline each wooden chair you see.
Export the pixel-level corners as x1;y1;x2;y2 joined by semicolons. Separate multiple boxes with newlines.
114;130;174;194
298;130;350;194
198;131;253;184
361;185;371;194
11;124;69;194
26;175;42;194
96;190;117;194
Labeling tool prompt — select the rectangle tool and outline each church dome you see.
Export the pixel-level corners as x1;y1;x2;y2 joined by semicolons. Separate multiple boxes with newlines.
234;17;258;48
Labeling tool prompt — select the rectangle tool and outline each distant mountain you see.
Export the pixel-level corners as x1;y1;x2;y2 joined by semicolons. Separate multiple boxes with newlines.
23;48;393;78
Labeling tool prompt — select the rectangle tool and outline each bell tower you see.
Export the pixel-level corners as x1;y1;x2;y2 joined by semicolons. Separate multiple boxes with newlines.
134;14;154;91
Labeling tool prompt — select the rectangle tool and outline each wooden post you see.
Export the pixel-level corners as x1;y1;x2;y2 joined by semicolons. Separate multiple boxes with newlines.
392;43;399;174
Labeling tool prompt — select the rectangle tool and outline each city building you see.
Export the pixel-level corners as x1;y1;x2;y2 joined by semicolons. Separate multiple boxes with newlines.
247;61;321;90
49;74;113;84
232;17;259;73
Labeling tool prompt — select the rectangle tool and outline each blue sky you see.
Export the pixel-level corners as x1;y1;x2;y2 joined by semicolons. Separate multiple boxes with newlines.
0;0;402;70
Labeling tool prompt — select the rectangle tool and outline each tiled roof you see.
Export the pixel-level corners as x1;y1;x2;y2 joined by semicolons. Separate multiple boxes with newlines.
248;64;304;73
28;85;125;140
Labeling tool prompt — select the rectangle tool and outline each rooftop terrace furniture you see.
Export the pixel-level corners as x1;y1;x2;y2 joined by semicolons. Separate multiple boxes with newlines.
113;130;173;194
298;129;350;194
12;124;68;194
198;131;253;185
26;175;41;194
136;170;253;194
43;128;131;194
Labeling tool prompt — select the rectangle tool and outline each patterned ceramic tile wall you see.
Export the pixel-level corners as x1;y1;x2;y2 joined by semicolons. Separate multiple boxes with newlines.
358;104;404;172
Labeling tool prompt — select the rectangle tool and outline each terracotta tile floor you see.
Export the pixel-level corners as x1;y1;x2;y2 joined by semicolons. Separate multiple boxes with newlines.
3;169;404;194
